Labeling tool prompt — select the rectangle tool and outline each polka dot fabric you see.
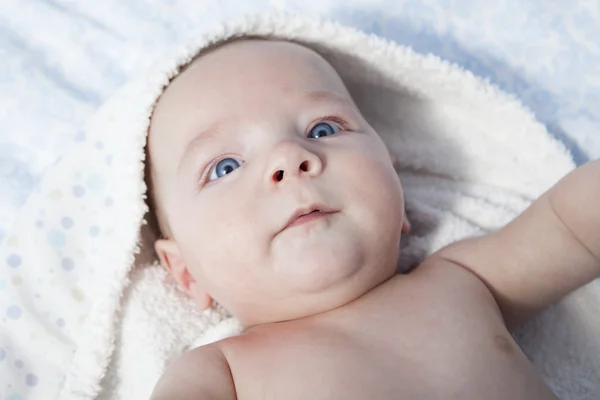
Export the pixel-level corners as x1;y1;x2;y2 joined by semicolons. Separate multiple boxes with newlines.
0;134;117;398
0;61;150;397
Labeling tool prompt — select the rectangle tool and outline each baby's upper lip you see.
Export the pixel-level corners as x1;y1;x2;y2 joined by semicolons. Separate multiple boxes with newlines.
280;204;338;233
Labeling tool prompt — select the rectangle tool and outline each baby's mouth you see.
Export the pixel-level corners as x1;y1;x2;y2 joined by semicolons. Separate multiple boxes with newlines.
287;210;329;229
279;205;339;234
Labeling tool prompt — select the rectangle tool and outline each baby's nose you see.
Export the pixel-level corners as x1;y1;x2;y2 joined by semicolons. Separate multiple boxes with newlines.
266;141;323;185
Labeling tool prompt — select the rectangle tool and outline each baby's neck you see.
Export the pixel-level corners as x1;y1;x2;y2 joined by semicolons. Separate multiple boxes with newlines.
241;274;399;334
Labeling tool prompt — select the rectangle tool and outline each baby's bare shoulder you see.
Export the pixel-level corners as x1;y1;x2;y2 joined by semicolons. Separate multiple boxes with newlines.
400;254;499;303
429;160;600;327
371;255;504;323
150;342;236;400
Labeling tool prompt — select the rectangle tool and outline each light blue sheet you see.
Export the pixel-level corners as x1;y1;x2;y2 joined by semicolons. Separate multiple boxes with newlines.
1;0;599;247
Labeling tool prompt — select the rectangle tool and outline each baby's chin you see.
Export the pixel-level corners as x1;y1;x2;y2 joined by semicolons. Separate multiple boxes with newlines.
278;247;365;294
271;219;396;293
216;214;402;326
231;254;397;328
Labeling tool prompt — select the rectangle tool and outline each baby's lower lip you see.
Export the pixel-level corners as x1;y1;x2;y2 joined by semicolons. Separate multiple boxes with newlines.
287;211;333;229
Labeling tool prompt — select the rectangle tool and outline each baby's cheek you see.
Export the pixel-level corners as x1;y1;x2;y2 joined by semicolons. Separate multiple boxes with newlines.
360;161;404;234
355;152;401;200
195;207;257;272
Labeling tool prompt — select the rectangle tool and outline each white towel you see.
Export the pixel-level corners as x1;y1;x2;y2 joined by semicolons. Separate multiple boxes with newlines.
1;12;599;400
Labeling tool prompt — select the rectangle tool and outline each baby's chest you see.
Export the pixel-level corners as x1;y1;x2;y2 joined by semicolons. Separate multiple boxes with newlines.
226;282;548;399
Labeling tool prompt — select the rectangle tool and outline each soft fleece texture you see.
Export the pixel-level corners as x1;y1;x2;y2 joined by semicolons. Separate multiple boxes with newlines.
1;12;599;400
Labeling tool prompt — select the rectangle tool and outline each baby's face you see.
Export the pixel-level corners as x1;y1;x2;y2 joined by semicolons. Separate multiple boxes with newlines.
149;39;406;326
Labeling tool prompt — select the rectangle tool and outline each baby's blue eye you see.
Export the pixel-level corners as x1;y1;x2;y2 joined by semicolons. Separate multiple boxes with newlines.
209;157;242;181
308;121;340;139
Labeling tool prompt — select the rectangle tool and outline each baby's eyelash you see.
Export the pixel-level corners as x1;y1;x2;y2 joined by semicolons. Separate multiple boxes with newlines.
197;161;214;188
310;115;351;131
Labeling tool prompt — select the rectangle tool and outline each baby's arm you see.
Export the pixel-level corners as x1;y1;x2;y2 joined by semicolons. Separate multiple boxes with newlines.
435;160;600;327
150;344;236;400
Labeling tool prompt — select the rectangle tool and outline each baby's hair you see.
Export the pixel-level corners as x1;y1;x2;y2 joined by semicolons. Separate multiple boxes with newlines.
143;145;167;240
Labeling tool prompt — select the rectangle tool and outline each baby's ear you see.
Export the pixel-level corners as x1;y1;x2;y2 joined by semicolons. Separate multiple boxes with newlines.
391;155;411;234
154;239;213;310
401;212;411;234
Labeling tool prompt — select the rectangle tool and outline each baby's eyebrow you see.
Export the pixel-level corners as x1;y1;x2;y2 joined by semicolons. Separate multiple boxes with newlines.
297;90;354;108
178;120;230;173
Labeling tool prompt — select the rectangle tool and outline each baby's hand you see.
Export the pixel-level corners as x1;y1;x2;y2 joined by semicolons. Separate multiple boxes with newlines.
435;159;600;327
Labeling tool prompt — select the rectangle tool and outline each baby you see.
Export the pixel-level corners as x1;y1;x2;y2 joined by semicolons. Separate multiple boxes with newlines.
146;38;600;399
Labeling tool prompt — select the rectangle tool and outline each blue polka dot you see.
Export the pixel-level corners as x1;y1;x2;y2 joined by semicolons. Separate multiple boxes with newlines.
7;305;21;319
35;220;44;228
57;318;65;328
0;348;6;361
87;174;105;193
26;373;38;387
105;197;114;207
7;254;21;268
0;279;5;290
61;217;74;229
61;258;74;271
75;131;86;142
72;185;86;197
95;141;104;150
47;231;66;248
14;360;23;369
105;155;113;166
89;226;100;237
8;394;23;400
58;374;66;388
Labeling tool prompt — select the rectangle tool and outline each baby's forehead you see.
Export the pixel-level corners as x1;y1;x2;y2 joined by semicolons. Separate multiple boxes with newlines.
148;38;353;155
158;38;350;110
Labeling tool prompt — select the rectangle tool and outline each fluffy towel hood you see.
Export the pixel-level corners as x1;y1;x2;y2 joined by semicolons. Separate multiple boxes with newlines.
1;12;599;400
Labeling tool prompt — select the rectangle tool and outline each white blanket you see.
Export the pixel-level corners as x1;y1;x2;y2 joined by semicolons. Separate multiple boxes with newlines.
1;12;599;400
